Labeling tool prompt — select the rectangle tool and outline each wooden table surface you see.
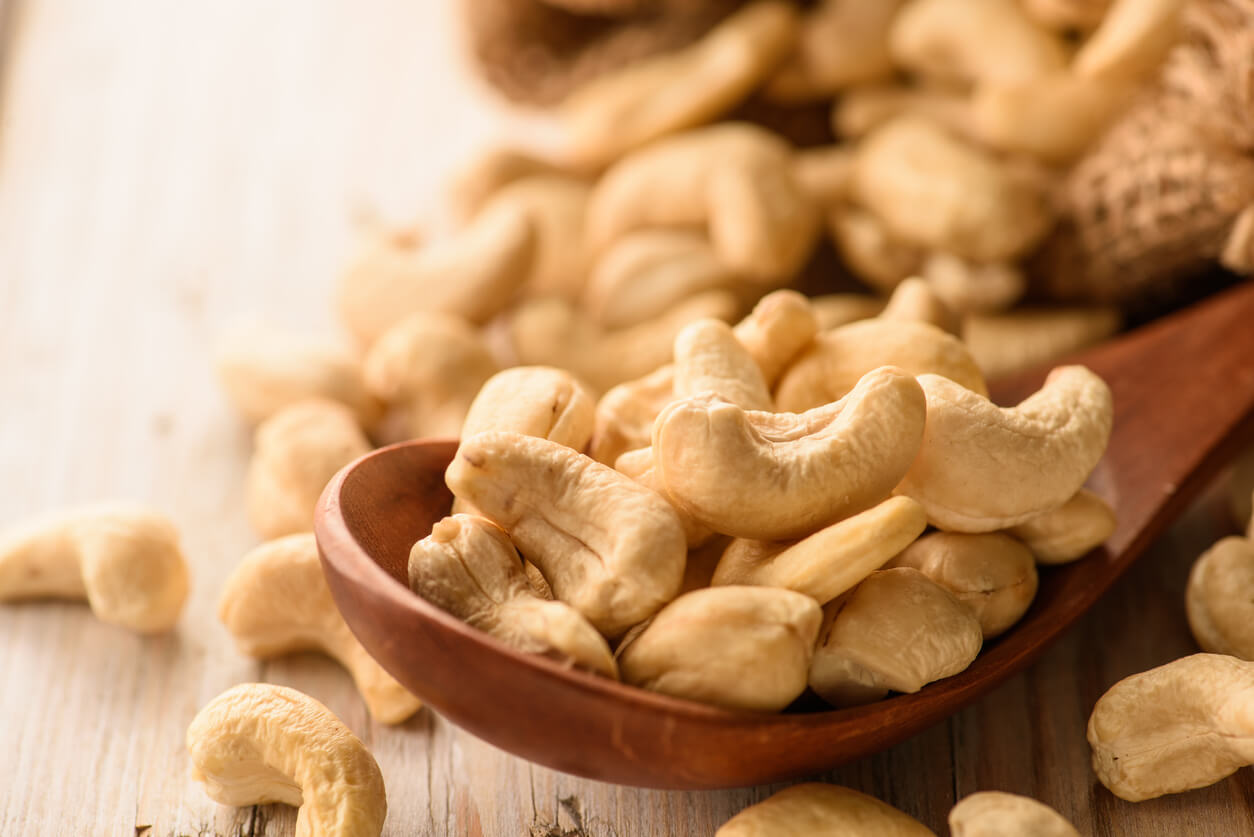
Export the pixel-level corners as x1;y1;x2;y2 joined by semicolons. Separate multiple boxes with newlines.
2;2;1253;835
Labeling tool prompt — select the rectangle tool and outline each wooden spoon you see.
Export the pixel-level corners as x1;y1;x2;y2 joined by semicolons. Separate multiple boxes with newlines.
315;280;1254;790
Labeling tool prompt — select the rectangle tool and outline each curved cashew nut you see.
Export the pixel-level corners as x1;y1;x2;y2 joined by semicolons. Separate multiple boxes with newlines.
0;505;188;633
971;76;1133;163
409;515;617;678
1186;536;1254;660
447;146;578;221
731;289;820;388
655;367;926;540
187;683;386;837
1087;653;1254;801
460;366;596;453
1073;0;1183;82
895;365;1113;532
949;791;1080;837
476;175;591;300
828;205;924;294
879;276;961;335
218;534;422;724
1008;488;1116;564
765;0;900;102
920;251;1026;316
673;318;773;411
717;783;936;836
445;432;686;637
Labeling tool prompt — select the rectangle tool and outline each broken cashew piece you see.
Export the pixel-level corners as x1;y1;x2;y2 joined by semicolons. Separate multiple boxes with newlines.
1186;536;1254;660
1008;488;1116;564
673;318;773;411
717;783;936;836
409;515;617;678
219;534;422;724
187;683;386;837
949;791;1080;837
0;505;188;633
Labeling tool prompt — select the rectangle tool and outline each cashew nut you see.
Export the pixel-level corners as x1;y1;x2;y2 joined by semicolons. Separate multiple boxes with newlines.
971;75;1134;163
920;252;1026;316
717;783;936;836
791;145;854;208
460;366;596;453
1073;0;1184;82
245;400;372;540
828;205;925;294
673;318;773;411
616;585;821;712
614;447;717;549
0;505;188;633
810;567;984;707
949;791;1080;837
809;293;886;330
766;1;901;102
445;432;686;637
589;365;676;465
879;276;961;336
730;289;820;389
409;515;617;678
712;496;927;605
884;532;1039;638
896;366;1113;532
219;534;422;724
1087;653;1254;800
1008;488;1116;564
680;535;732;596
186;683;386;837
960;306;1123;380
654;367;926;540
831;82;972;140
447;146;576;221
1186;536;1254;660
1021;0;1110;31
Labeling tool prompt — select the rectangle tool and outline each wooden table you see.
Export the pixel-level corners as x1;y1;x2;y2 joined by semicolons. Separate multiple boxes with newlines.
2;1;1252;834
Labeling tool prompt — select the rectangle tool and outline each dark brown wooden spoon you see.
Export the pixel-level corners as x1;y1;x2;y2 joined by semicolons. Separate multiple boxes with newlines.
315;279;1254;790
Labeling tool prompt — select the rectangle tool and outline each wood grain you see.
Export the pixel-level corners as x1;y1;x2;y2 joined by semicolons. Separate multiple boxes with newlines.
1;0;1253;834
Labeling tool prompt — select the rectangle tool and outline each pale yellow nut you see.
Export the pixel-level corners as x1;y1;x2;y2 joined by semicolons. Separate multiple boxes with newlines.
245;400;372;540
588;365;676;465
879;276;961;335
187;683;386;837
654;367;926;541
1021;0;1110;31
1073;0;1184;82
730;289;820;389
774;319;986;413
362;311;499;440
889;0;1069;86
213;323;380;428
674;318;773;411
559;1;800;168
614;447;717;549
949;791;1080;837
447;146;576;221
896;366;1113;533
409;515;617;678
0;505;188;633
460;366;596;453
477;175;591;301
766;0;901;102
831;83;972;140
852;116;1054;262
790;145;855;208
920;252;1026;317
1087;653;1254;801
218;534;421;724
961;307;1123;380
1186;536;1254;661
680;535;732;596
617;585;821;713
884;532;1038;639
971;75;1135;163
810;568;984;707
337;202;534;344
445;432;686;638
712;496;927;605
828;206;924;294
717;783;936;836
809;293;886;330
1008;488;1116;565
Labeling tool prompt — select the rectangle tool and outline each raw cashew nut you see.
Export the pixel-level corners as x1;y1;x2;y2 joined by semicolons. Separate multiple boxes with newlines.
614;447;717;549
477;175;592;300
337;202;534;344
731;289;821;389
558;1;800;167
587;123;820;281
1087;653;1254;800
1073;0;1184;82
214;323;380;428
616;585;821;712
0;505;188;633
1186;536;1254;660
852;116;1054;262
831;83;972;140
187;683;386;837
460;366;596;454
447;146;575;221
810;567;984;707
961;307;1123;380
673;318;773;411
589;365;676;465
879;276;961;336
766;1;901;102
655;367;926;541
245;400;372;540
712;496;927;605
362;312;499;439
809;293;887;330
774;319;986;413
445;432;686;637
219;534;422;724
791;145;855;208
884;532;1039;638
1008;488;1116;564
949;791;1080;837
828;206;925;294
717;783;936;836
921;252;1026;316
971;76;1134;163
895;366;1113;532
408;515;617;678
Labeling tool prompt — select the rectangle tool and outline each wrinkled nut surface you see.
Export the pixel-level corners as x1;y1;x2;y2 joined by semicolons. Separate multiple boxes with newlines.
1008;488;1116;564
219;534;422;724
716;782;936;836
0;505;188;633
445;432;686;637
654;367;926;540
921;251;1026;316
949;791;1080;837
1087;653;1254;801
408;515;617;678
245;400;372;540
477;175;592;300
879;276;961;336
828;205;924;294
712;496;927;605
774;319;986;412
187;683;386;837
896;366;1113;532
852;116;1054;262
1073;0;1184;82
559;1;799;168
617;585;821;712
673;318;773;411
730;289;820;388
961;307;1123;380
460;366;596;454
1186;536;1254;660
810;567;983;707
214;323;379;427
884;532;1039;639
766;0;900;102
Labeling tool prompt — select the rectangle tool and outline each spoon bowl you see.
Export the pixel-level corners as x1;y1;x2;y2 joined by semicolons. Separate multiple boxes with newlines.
315;280;1254;790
